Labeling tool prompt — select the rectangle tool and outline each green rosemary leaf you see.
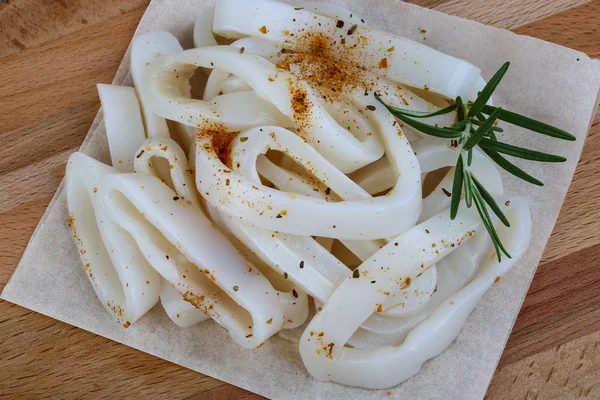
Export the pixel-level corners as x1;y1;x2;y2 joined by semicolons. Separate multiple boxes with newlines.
464;179;472;208
480;105;576;141
468;148;473;166
487;129;498;141
479;146;544;186
387;109;463;138
463;107;502;151
479;138;566;162
456;96;465;121
472;191;509;261
471;184;511;259
471;119;503;132
473;198;502;261
467;62;510;118
471;177;510;227
450;159;463;219
462;159;473;207
451;120;469;129
470;185;502;258
374;94;457;118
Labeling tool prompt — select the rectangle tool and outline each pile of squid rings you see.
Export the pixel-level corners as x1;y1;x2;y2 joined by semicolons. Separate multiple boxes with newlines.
66;0;531;389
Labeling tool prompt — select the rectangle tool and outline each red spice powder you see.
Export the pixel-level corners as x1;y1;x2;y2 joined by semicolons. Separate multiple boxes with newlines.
196;120;240;168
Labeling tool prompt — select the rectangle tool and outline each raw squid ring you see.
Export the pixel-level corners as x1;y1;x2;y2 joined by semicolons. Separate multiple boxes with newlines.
131;31;183;139
97;84;147;172
134;137;202;208
213;0;481;100
196;98;421;240
146;46;290;130
131;31;197;164
65;152;161;327
299;198;531;388
148;46;384;173
97;172;285;348
349;215;499;347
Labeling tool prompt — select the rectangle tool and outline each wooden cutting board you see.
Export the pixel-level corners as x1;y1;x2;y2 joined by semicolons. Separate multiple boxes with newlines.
1;0;598;398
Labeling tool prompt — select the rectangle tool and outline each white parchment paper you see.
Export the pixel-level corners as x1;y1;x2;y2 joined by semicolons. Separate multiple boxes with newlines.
3;0;600;399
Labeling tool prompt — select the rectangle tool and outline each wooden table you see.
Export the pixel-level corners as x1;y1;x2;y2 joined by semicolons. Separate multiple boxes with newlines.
1;0;598;398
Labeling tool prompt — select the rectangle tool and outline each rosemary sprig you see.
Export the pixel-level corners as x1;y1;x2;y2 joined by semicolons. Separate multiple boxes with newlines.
375;62;574;262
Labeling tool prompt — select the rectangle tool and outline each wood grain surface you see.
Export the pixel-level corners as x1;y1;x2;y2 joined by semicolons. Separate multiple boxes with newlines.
0;0;598;399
